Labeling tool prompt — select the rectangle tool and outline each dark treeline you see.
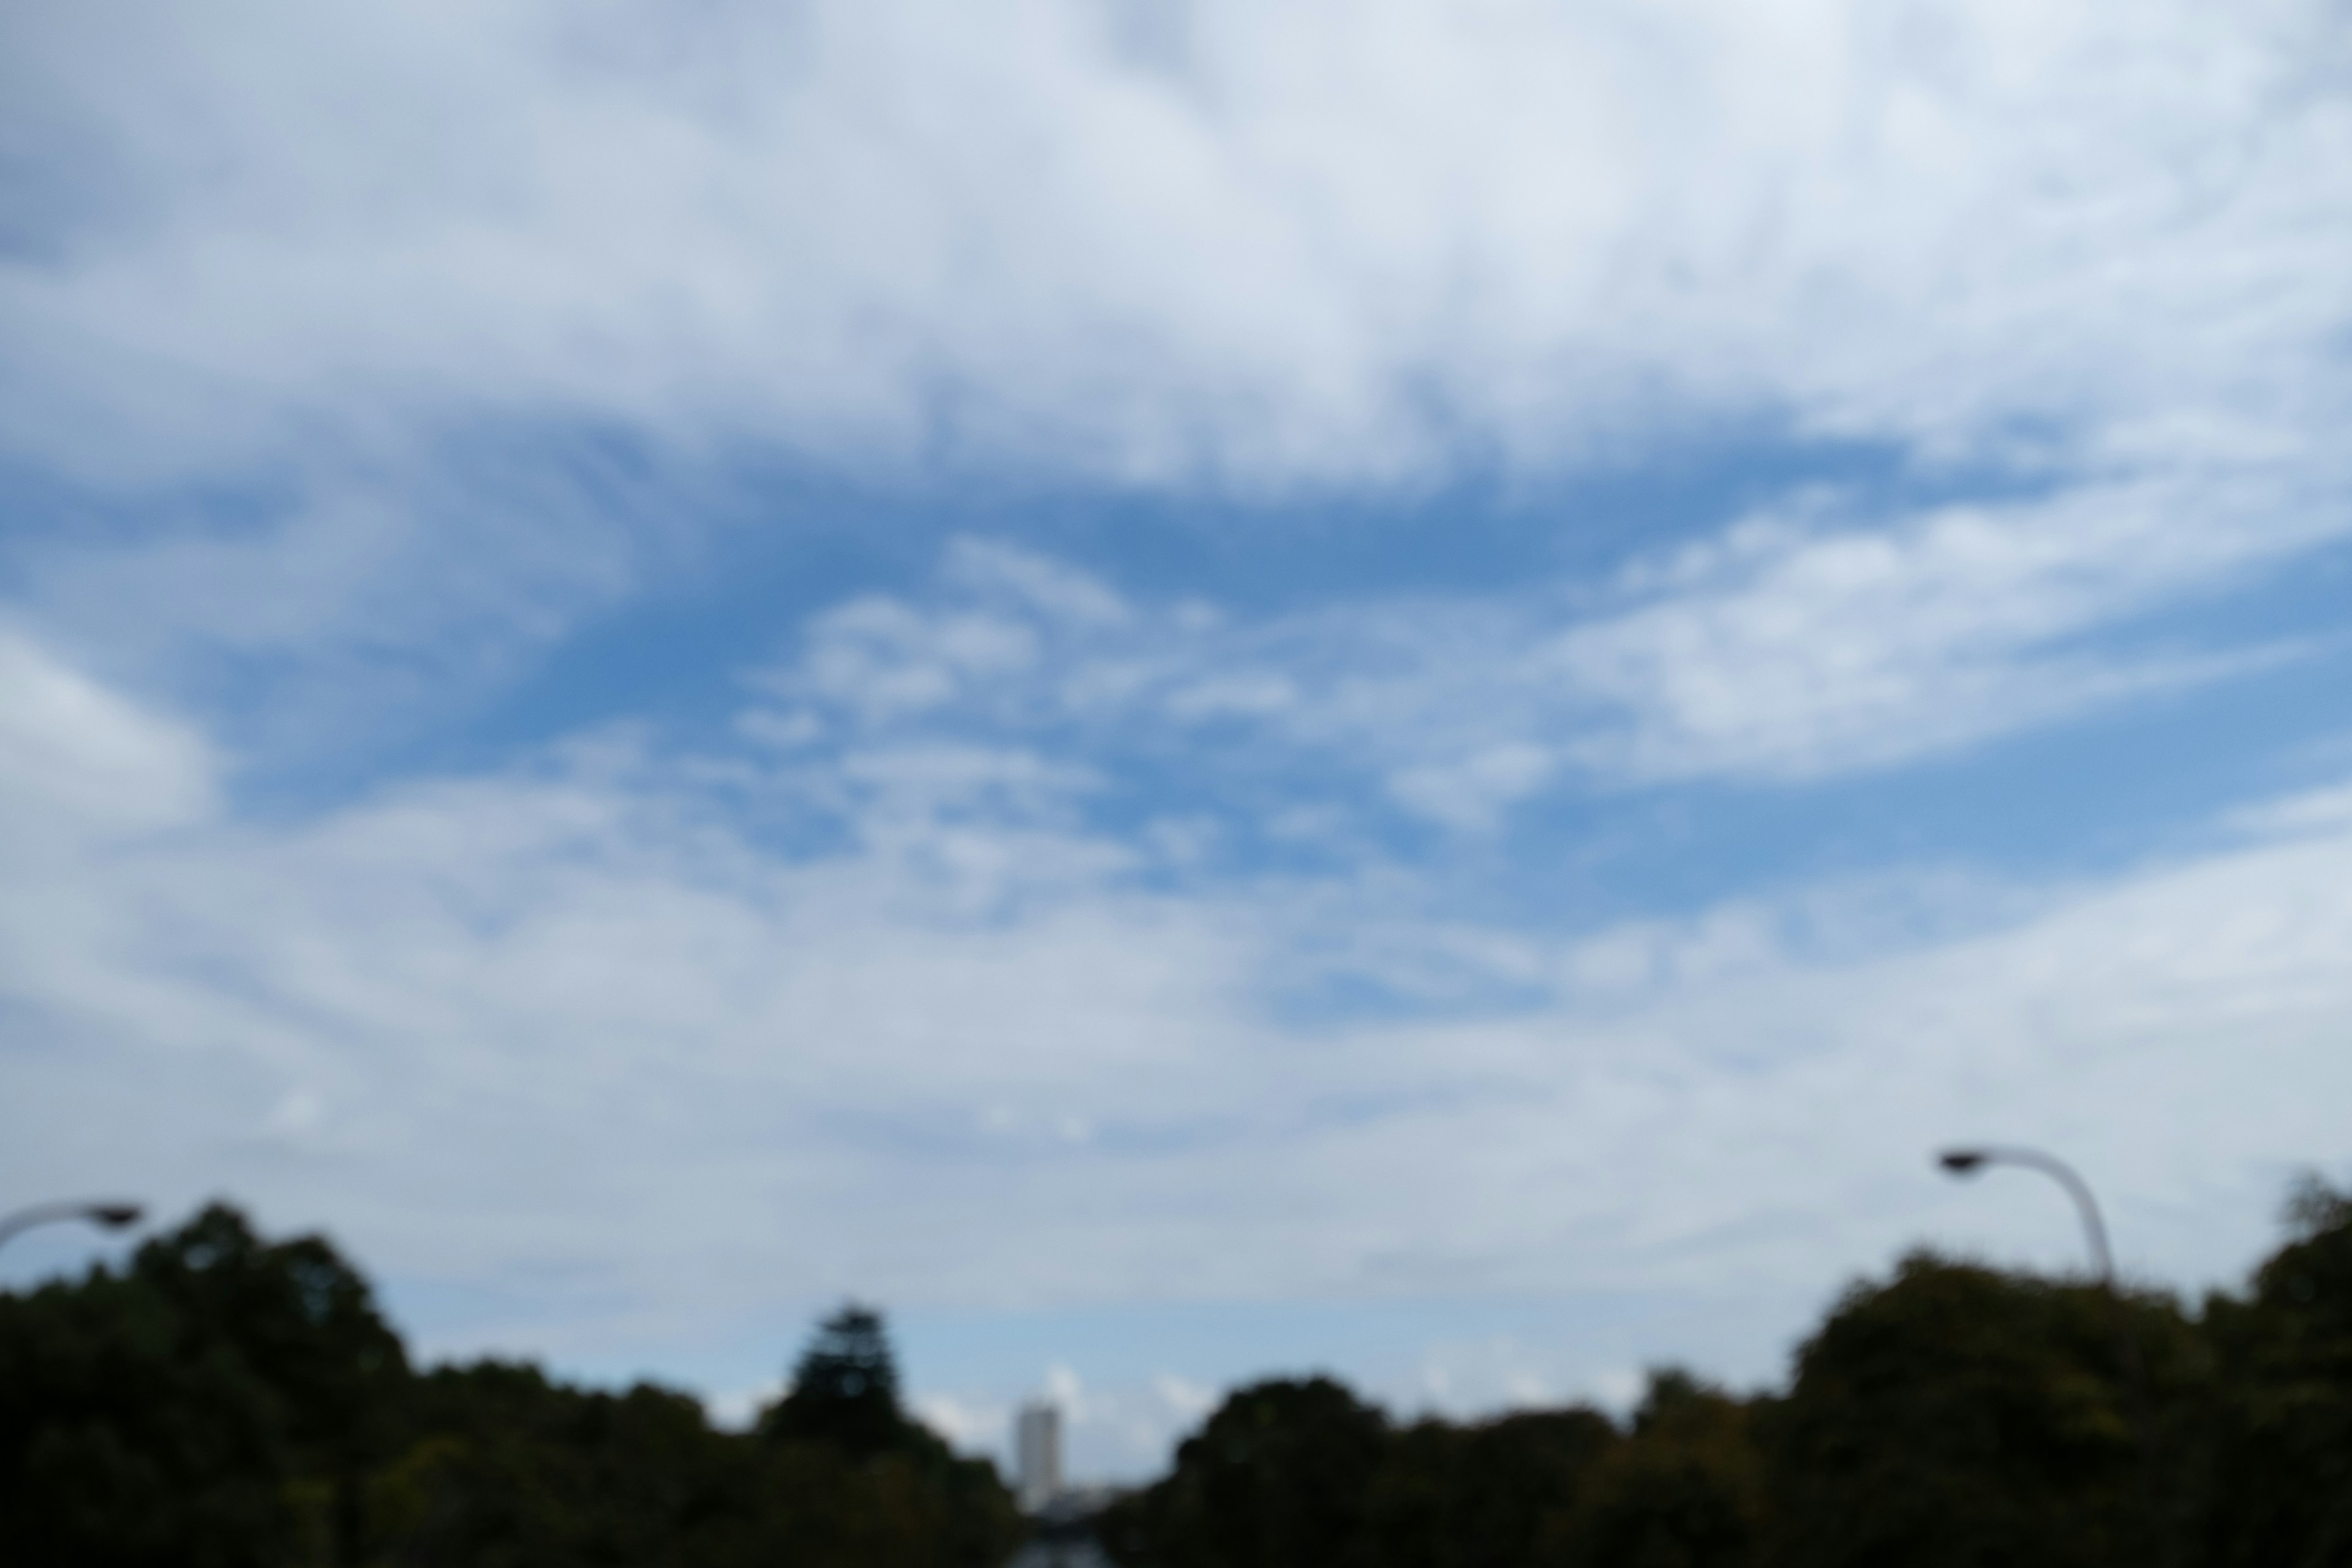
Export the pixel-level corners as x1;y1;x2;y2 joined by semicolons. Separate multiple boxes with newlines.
1099;1178;2352;1568
4;1183;2349;1566
0;1205;1020;1567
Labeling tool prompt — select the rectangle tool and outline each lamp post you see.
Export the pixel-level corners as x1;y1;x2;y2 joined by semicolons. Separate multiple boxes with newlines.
1937;1145;2113;1282
0;1200;144;1257
1937;1145;2160;1556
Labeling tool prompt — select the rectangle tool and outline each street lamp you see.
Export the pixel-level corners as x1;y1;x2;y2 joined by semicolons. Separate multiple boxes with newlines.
1937;1145;2114;1282
1937;1144;2160;1556
0;1199;145;1256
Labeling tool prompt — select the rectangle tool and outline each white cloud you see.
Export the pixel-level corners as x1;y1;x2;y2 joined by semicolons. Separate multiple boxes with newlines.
1547;470;2335;781
4;632;2346;1346
2;0;2343;491
1413;1334;1562;1415
2222;777;2352;840
909;1362;1240;1480
2;0;2342;796
0;624;216;840
742;478;2337;824
797;601;1042;725
909;1390;1004;1455
1150;1372;1218;1424
1386;743;1555;831
7;461;655;763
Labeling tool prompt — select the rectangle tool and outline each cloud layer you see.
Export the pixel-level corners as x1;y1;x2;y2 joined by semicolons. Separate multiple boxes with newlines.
6;0;2346;489
6;626;2347;1439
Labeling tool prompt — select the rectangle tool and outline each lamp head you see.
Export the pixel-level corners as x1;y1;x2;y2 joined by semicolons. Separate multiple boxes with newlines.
89;1204;143;1229
1937;1149;1988;1177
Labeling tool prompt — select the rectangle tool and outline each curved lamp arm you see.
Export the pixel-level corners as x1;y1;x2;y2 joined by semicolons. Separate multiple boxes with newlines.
0;1200;145;1257
1938;1145;2113;1283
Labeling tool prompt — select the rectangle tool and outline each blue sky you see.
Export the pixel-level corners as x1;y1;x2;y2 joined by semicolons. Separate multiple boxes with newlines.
4;0;2351;1477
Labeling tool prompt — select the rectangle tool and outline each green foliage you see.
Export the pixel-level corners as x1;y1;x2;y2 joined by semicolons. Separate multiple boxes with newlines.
760;1302;908;1455
1766;1253;2195;1568
1103;1382;1629;1568
364;1310;1022;1567
364;1365;734;1566
750;1302;1024;1566
2198;1177;2352;1567
12;1181;2352;1568
1562;1371;1763;1568
364;1364;1014;1567
0;1201;406;1567
1101;1377;1391;1568
0;1205;1019;1568
1099;1218;2340;1568
1363;1406;1618;1568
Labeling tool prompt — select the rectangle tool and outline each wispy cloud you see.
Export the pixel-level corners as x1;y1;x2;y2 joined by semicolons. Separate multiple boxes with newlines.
1546;470;2335;782
742;461;2338;832
4;0;2341;801
4;1;2343;491
6;629;2347;1336
0;623;216;837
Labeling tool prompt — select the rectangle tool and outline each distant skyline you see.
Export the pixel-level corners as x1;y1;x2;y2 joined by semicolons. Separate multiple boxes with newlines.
4;0;2349;1479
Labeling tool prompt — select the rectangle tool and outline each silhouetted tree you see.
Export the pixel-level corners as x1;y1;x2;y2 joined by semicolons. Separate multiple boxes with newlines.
1765;1252;2210;1568
762;1302;907;1456
0;1201;406;1566
2200;1177;2352;1566
1365;1405;1618;1568
0;1209;1023;1568
365;1362;739;1565
749;1302;1023;1567
1102;1377;1390;1568
26;1183;2352;1568
1563;1370;1763;1568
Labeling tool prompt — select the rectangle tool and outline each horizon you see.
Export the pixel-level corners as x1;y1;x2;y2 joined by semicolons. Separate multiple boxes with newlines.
6;1180;2334;1487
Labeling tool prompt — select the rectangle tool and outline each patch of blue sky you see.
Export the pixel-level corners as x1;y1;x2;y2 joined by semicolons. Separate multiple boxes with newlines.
1251;940;1562;1032
0;1222;141;1298
56;393;2276;920
266;415;1896;719
246;436;2339;979
0;458;213;559
377;1267;657;1373
1515;646;2352;903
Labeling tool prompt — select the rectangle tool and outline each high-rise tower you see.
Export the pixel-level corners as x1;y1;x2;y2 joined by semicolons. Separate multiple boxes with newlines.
1014;1401;1062;1512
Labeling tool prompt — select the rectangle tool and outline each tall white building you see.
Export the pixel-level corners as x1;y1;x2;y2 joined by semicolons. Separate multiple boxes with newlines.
1014;1401;1062;1512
